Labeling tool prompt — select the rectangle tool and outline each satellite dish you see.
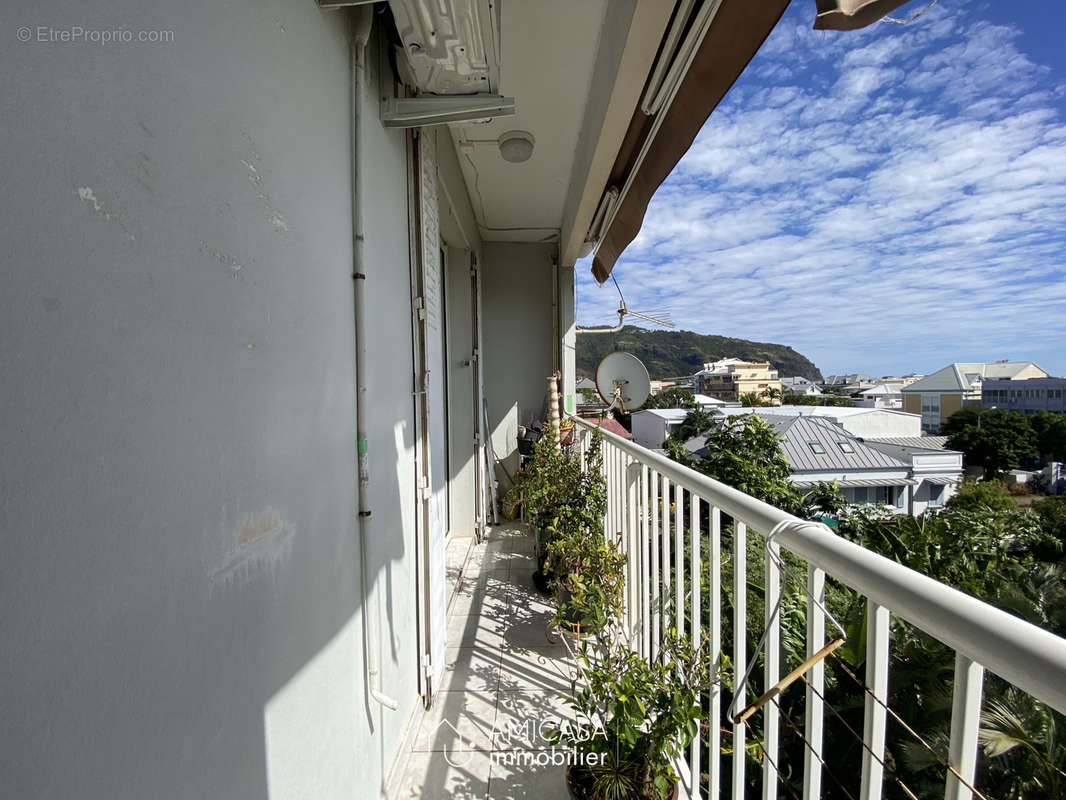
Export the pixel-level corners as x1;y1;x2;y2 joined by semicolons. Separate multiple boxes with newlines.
595;352;651;413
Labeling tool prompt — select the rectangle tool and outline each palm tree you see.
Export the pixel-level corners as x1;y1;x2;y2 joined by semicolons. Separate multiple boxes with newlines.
980;688;1066;799
761;386;783;405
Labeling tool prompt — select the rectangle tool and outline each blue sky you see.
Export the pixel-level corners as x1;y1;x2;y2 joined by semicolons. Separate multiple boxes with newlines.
576;1;1066;379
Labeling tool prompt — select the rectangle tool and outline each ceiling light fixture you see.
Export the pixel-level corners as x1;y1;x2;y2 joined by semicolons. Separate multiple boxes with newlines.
497;131;535;163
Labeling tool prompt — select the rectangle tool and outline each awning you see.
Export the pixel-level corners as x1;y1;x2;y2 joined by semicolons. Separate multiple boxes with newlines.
793;478;917;488
919;476;960;485
591;0;913;283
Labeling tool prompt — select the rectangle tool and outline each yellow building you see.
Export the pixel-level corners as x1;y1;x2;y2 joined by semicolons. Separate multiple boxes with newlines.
694;358;782;403
901;361;1048;432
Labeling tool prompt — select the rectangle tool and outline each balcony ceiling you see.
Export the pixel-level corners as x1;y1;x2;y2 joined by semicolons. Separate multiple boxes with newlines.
447;0;611;243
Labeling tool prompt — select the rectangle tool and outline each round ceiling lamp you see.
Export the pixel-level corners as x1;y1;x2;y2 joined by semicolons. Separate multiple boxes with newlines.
497;130;535;163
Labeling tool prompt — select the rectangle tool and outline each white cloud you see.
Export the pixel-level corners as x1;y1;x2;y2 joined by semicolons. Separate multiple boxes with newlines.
578;3;1066;377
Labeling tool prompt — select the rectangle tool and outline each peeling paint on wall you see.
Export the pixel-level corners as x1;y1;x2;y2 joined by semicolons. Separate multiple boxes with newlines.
240;135;291;235
74;184;136;241
198;240;245;279
211;508;296;586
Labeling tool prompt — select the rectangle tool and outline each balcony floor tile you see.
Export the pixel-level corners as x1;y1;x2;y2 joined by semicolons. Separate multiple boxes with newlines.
391;523;582;799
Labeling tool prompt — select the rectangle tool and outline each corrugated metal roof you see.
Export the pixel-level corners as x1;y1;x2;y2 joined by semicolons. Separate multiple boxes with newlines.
865;436;951;450
760;415;909;472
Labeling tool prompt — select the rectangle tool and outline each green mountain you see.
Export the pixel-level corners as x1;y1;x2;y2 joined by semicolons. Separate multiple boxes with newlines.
576;326;823;382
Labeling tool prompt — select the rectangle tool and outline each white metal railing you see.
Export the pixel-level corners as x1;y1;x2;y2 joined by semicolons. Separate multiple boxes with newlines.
571;416;1066;800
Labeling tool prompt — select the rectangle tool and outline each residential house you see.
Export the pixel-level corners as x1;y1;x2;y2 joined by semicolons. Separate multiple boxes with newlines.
631;408;693;449
649;379;678;394
694;358;782;402
693;392;731;410
982;377;1066;415
781;376;823;396
902;361;1049;432
822;373;874;388
684;415;962;515
863;436;964;514
856;382;904;409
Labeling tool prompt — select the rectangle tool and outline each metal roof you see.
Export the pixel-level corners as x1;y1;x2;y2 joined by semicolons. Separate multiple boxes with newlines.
922;476;960;485
865;436;951;451
760;415;909;472
793;477;917;488
902;362;1047;393
714;405;913;420
685;414;910;473
692;393;727;405
635;408;692;422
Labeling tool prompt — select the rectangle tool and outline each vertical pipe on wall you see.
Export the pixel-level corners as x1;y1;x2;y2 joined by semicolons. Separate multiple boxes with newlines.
352;7;398;711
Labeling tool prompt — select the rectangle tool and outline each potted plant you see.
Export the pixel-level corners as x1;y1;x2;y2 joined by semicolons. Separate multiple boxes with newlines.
554;621;713;800
544;430;625;630
509;426;585;590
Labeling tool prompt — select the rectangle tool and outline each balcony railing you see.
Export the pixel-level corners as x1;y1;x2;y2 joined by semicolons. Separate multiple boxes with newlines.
570;416;1066;800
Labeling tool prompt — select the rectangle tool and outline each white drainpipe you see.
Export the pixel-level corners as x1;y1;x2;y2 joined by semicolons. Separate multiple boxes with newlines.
352;6;398;712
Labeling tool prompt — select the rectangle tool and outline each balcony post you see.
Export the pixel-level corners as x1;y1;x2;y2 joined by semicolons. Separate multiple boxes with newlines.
641;463;651;659
860;602;890;800
763;538;780;800
944;654;984;800
732;521;747;800
651;470;661;658
708;506;722;800
690;493;702;794
803;566;826;800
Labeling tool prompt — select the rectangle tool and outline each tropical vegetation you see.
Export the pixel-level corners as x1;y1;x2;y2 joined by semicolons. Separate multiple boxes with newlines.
667;412;1066;798
944;407;1066;477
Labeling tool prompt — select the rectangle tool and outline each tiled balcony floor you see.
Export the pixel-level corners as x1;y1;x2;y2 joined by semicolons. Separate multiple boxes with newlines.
394;523;579;799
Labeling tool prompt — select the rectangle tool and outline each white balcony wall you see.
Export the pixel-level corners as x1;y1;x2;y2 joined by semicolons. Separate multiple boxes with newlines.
1;5;421;799
482;242;557;486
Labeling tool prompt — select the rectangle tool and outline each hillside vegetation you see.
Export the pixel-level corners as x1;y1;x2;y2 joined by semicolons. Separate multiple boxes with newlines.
576;326;822;382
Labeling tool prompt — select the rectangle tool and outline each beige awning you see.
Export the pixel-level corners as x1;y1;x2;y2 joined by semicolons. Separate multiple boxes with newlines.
592;0;912;283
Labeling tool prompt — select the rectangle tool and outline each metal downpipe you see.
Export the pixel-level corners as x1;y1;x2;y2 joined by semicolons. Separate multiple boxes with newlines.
352;6;398;711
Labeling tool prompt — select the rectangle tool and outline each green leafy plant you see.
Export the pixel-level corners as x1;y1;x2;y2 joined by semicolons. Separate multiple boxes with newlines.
669;414;806;515
507;426;589;581
546;430;626;627
804;480;847;515
555;621;714;800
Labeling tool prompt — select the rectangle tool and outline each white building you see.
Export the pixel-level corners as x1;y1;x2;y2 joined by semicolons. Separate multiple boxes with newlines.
781;376;823;396
714;405;922;439
693;393;731;410
856;382;904;409
863;437;965;514
685;417;962;515
631;408;693;449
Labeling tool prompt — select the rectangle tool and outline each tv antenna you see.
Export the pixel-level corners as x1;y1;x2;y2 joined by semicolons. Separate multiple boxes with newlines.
578;274;676;333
